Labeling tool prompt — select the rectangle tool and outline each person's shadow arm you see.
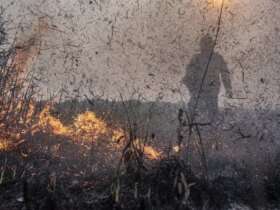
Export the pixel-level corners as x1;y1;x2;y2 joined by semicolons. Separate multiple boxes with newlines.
220;57;233;98
182;57;199;90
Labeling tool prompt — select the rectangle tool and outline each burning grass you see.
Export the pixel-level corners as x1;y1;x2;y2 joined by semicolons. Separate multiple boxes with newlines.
0;99;161;162
29;103;161;160
0;139;8;151
0;17;48;152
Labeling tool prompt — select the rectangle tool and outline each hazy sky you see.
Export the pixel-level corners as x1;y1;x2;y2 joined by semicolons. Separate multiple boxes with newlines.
1;0;280;109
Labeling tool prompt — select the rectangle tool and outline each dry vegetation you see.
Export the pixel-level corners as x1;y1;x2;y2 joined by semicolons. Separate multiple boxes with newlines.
1;42;280;209
1;3;280;210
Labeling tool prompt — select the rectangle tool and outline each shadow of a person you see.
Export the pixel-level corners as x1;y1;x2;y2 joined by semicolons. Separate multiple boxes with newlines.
182;34;232;122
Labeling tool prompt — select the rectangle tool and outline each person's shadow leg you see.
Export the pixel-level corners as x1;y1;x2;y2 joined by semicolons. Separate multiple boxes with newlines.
206;94;219;124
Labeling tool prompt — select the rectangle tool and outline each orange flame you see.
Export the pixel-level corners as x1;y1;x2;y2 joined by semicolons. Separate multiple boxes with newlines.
0;139;8;151
33;106;110;141
132;139;161;160
1;102;161;161
29;105;161;160
34;105;71;136
142;144;161;160
73;111;107;141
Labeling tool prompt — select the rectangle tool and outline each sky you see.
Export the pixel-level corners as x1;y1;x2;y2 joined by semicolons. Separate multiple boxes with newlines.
1;0;280;110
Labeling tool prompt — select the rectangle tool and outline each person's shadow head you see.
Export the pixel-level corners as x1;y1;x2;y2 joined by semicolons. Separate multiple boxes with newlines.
199;34;215;54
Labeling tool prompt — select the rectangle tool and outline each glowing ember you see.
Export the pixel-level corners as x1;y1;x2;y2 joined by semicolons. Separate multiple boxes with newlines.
0;139;8;151
132;139;161;160
142;144;161;160
173;145;180;153
112;128;125;144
